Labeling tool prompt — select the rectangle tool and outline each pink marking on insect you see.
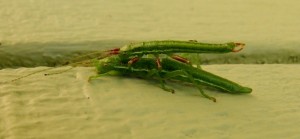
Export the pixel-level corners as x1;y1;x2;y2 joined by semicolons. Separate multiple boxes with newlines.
107;48;120;55
171;55;191;64
128;57;139;65
156;57;162;69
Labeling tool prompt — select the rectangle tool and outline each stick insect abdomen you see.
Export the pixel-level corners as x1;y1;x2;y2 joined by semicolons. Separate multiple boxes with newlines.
161;58;252;94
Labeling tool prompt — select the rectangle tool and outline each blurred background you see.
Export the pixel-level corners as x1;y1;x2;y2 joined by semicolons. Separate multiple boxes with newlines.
1;1;300;139
0;0;299;68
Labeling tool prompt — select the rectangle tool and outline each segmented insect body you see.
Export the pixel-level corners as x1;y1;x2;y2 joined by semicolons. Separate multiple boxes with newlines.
119;40;244;56
160;58;252;94
94;56;252;102
112;40;245;66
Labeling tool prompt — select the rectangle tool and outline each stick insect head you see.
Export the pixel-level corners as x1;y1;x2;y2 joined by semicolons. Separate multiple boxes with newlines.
232;42;245;52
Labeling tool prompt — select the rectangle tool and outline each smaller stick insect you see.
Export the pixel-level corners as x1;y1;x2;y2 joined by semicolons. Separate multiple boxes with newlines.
91;56;252;102
4;40;245;86
46;40;244;70
107;40;245;68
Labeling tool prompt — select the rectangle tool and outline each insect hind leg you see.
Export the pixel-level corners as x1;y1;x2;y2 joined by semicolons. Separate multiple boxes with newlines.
163;70;216;102
147;69;175;94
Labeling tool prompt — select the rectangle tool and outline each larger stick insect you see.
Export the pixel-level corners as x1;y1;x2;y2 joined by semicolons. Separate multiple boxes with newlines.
90;55;252;102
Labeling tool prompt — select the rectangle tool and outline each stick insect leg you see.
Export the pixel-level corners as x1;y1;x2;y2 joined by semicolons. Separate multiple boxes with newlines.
44;67;74;76
128;57;140;65
169;54;202;69
163;70;216;102
147;69;175;93
154;55;162;70
88;74;103;82
196;53;202;69
170;54;191;65
3;67;54;83
127;56;143;70
108;48;120;55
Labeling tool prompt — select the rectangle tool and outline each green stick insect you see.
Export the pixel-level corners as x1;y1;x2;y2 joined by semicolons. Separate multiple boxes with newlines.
4;40;251;102
42;40;245;76
91;56;252;102
106;40;245;68
4;40;240;82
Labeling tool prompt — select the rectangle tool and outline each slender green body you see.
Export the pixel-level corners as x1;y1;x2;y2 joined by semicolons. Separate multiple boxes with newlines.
160;58;252;93
96;56;252;94
119;40;243;57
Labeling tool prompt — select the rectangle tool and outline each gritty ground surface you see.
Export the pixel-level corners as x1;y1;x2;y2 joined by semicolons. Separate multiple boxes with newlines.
1;65;299;139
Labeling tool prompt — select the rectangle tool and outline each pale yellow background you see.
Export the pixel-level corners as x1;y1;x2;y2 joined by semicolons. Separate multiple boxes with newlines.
1;0;300;139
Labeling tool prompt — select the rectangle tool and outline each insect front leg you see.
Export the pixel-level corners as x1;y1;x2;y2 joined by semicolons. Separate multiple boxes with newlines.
88;74;103;82
44;67;74;76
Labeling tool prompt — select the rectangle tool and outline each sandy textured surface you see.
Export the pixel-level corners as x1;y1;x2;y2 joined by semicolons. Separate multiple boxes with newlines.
1;65;299;139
